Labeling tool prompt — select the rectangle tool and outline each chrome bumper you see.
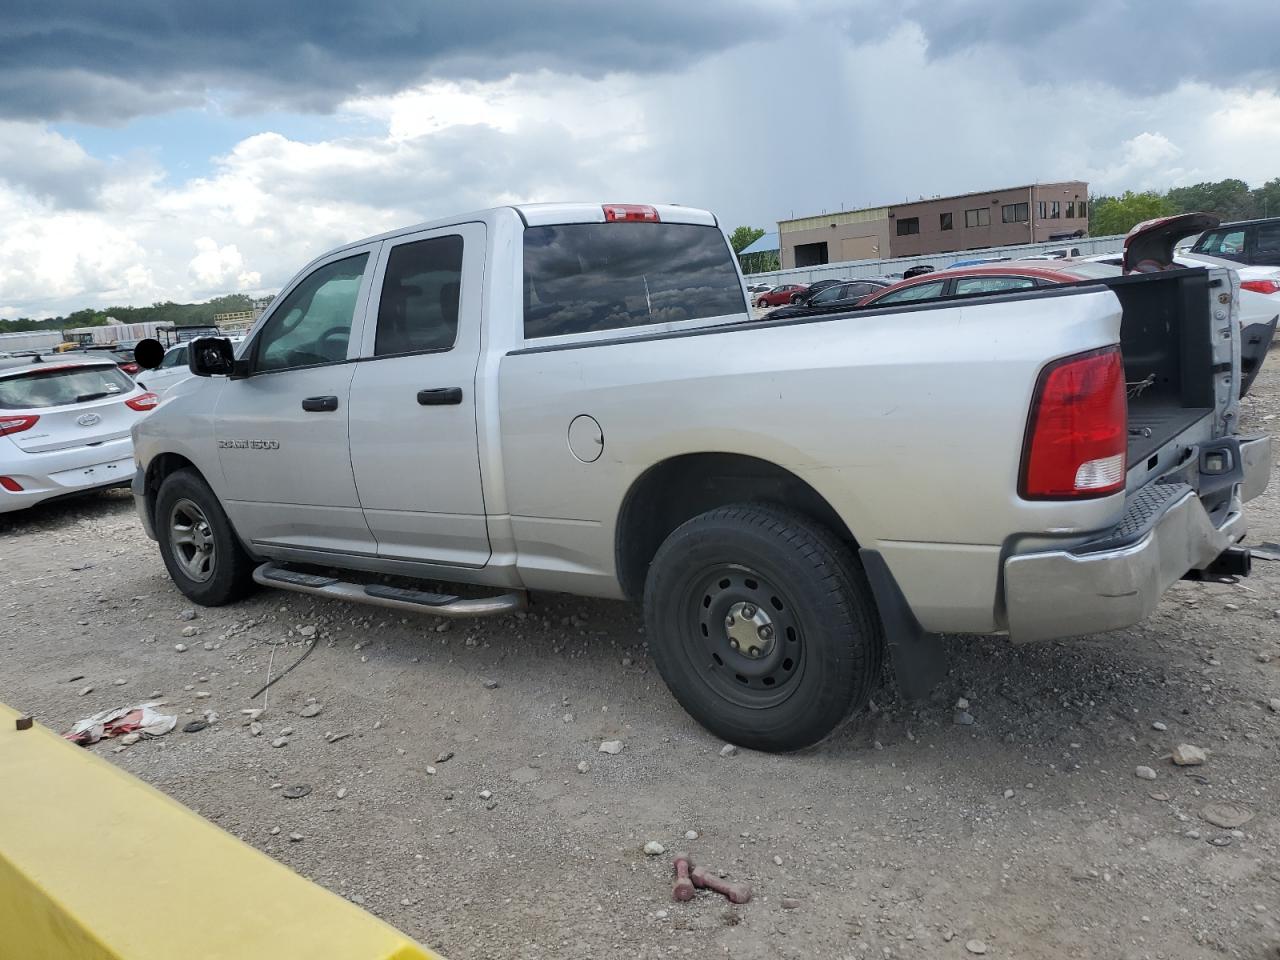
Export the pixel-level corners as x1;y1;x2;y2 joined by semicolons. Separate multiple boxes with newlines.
1003;434;1270;643
132;467;157;541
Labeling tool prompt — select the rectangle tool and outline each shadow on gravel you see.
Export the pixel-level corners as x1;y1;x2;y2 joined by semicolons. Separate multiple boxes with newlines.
0;486;135;535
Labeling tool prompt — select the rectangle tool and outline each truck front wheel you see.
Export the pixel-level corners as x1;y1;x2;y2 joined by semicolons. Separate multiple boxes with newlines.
155;468;256;606
643;503;884;752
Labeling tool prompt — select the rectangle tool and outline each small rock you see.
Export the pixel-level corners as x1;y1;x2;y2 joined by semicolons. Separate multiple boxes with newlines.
1148;791;1171;802
719;743;738;758
684;830;699;841
482;678;500;689
288;832;304;842
337;788;347;799
955;697;970;711
174;643;188;653
772;855;783;866
119;732;140;746
426;766;436;776
643;841;665;856
599;740;624;755
282;784;311;799
576;761;590;774
271;737;288;748
194;691;210;699
79;686;93;696
241;708;264;722
269;826;280;835
1171;744;1207;766
299;625;317;638
180;625;198;638
781;897;801;910
435;750;454;764
966;940;988;956
299;703;322;718
1003;789;1015;799
1269;698;1280;713
249;722;263;736
1135;766;1158;780
183;720;208;733
280;726;294;736
954;710;975;726
112;678;127;686
479;789;492;800
1151;721;1167;731
178;609;197;621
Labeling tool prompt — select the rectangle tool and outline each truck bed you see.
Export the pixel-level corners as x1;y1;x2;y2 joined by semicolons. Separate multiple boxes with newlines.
1127;396;1212;464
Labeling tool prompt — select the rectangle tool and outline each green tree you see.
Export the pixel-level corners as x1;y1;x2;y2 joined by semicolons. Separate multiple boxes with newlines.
1251;178;1280;220
729;226;765;253
1165;178;1256;221
1090;191;1176;236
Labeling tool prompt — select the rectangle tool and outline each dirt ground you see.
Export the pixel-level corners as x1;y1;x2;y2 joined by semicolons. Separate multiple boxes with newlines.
2;359;1278;960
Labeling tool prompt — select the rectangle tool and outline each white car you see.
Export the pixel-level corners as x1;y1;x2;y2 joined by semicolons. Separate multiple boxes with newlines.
138;338;243;396
0;354;159;513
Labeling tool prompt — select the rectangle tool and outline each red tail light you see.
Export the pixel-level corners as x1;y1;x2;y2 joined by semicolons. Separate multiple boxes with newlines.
125;392;159;411
121;362;141;375
1240;279;1280;295
603;203;660;223
0;414;39;436
1020;346;1127;499
0;476;23;492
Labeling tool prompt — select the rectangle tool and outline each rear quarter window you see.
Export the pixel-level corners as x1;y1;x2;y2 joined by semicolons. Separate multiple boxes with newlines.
0;365;134;409
523;223;746;339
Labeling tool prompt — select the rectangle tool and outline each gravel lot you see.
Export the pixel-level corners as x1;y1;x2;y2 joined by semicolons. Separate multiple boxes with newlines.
2;356;1278;960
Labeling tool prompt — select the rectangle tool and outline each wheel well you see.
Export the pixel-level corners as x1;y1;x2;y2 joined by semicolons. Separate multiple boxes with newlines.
615;453;857;600
143;453;199;525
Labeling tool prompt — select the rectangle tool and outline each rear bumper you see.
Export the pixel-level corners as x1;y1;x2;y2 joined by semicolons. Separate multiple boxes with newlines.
0;437;134;513
1003;434;1270;643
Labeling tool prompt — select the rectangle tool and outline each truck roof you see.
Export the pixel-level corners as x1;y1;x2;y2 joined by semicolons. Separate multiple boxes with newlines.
334;202;719;255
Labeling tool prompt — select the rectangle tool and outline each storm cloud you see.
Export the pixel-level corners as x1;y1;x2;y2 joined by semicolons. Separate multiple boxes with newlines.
0;0;782;122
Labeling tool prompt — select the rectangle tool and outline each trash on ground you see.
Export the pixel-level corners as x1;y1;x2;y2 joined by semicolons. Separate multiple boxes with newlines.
64;701;177;746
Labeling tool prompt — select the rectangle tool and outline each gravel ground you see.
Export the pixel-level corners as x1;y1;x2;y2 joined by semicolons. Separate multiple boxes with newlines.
2;357;1279;960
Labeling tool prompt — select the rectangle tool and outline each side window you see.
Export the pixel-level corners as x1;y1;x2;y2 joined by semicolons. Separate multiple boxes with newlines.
1196;229;1247;260
160;346;185;368
876;280;946;304
846;282;879;299
1254;224;1280;262
810;284;846;304
375;236;464;356
953;276;1037;295
254;254;368;373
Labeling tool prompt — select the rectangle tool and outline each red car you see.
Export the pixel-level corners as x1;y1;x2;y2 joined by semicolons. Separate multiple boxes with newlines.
755;283;809;307
856;261;1116;307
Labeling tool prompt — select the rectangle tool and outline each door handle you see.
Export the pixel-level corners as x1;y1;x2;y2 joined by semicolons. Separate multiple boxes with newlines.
417;387;463;406
301;396;339;412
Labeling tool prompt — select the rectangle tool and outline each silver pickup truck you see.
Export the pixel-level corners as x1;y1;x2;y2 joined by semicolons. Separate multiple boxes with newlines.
130;202;1271;751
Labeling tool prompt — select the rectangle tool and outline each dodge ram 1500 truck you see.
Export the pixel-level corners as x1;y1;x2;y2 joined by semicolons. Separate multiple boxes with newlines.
130;202;1271;751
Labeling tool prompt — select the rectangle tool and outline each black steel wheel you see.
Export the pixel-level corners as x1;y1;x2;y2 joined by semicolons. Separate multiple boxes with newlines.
155;468;256;606
644;503;884;752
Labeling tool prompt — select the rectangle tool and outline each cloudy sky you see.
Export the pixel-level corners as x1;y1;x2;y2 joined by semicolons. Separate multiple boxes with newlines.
3;0;1280;318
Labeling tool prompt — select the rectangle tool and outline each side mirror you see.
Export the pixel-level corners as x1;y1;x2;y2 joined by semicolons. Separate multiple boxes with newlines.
188;337;237;377
134;338;165;370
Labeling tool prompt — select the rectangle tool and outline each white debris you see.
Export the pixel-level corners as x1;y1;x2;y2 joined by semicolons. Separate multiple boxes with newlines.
598;739;624;755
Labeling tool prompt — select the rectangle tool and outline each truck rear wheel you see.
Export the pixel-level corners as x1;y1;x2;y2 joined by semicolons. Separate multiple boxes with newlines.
643;503;883;752
155;468;256;606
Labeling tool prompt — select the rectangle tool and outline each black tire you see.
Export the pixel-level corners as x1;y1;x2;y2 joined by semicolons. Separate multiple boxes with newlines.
643;503;884;752
155;468;256;606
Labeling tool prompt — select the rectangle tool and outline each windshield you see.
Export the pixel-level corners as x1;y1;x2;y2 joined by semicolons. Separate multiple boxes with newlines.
0;364;134;409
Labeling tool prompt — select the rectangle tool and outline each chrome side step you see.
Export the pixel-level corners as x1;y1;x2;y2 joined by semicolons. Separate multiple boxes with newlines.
252;563;527;619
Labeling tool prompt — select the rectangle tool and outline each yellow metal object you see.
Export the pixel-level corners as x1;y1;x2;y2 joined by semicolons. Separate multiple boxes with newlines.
0;703;442;960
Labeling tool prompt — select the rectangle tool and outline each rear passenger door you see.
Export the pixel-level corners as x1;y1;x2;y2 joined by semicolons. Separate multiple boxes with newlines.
347;223;491;567
1252;223;1280;267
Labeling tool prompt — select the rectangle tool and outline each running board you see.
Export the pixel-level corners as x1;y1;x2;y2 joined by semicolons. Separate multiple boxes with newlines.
252;563;527;618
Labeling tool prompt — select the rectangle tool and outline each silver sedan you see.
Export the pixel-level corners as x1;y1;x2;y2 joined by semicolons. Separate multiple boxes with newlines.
0;354;159;513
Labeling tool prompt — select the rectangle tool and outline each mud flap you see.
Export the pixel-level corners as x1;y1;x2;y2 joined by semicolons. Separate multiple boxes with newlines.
1240;316;1277;398
859;549;948;700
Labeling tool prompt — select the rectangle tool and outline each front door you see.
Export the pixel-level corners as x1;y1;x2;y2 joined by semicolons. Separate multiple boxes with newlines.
215;247;378;556
347;223;491;567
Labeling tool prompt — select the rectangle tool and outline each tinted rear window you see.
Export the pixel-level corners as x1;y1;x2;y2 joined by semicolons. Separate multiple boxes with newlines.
0;364;134;409
523;223;745;339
